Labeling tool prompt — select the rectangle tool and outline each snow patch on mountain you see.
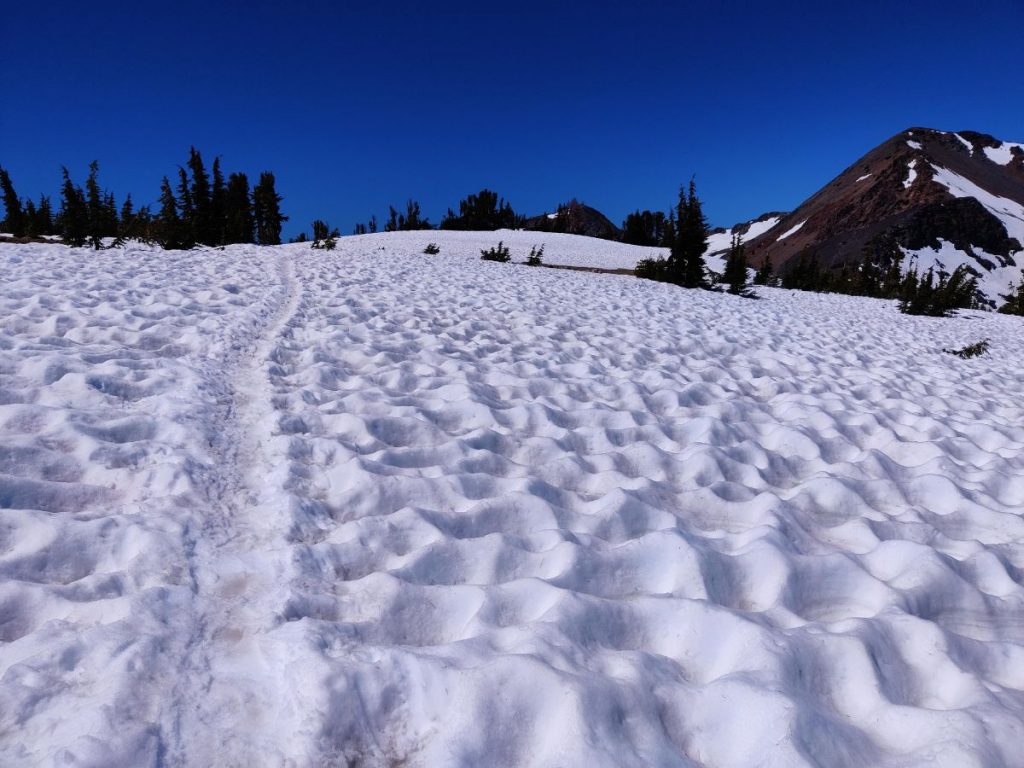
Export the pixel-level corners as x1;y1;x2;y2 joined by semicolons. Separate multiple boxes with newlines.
904;159;918;189
856;173;872;182
907;140;923;150
983;141;1024;166
902;238;1022;305
930;164;1024;245
776;219;806;241
953;133;974;152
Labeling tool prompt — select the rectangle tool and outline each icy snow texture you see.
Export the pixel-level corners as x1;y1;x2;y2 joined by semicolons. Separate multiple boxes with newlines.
776;219;806;241
3;237;1024;767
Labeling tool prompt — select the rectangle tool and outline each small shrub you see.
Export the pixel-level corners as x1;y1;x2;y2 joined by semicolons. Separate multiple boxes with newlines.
943;339;989;359
311;219;339;250
526;244;544;266
481;240;511;262
635;256;669;281
423;242;440;255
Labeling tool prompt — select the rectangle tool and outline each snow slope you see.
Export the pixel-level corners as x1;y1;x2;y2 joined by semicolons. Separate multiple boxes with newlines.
3;235;1024;767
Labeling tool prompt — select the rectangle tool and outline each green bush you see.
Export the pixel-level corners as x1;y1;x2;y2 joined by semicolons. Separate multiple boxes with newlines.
526;244;544;266
423;242;440;255
481;241;511;262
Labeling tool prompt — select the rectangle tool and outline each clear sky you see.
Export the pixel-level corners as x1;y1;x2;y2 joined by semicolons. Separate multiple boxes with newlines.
2;0;1022;237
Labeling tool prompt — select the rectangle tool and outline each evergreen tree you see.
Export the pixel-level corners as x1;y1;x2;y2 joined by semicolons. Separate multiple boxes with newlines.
622;209;667;246
723;234;750;295
23;199;38;236
670;180;709;288
85;160;104;247
35;195;54;236
210;156;226;245
224;172;254;244
369;214;377;233
441;189;521;230
156;175;189;249
187;147;214;244
753;257;774;286
176;166;195;243
253;171;286;245
59;167;89;246
0;167;24;236
998;270;1024;315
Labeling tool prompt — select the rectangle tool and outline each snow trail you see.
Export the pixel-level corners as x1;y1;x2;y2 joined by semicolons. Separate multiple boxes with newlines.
165;253;305;765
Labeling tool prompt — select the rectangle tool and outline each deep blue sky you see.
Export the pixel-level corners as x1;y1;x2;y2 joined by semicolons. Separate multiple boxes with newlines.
2;1;1022;236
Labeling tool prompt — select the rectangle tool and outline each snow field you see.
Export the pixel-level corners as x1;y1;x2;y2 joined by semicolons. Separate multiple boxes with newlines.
2;235;1024;766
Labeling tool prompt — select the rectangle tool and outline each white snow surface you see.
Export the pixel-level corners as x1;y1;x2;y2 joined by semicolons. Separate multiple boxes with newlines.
907;140;923;150
983;141;1024;166
3;237;1024;767
776;219;806;241
930;164;1024;246
856;173;872;182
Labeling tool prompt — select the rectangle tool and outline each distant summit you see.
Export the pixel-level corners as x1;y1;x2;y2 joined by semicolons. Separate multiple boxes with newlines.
742;127;1024;304
523;199;620;240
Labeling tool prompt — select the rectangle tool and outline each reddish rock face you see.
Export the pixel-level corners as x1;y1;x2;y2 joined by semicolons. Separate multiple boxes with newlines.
745;128;1024;274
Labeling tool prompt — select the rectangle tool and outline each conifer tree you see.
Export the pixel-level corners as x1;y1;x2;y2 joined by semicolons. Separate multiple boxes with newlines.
59;167;89;246
723;234;750;295
187;147;213;244
224;172;254;244
253;172;286;245
85;161;104;247
157;175;188;249
670;180;709;288
753;256;774;286
0;167;25;236
210;156;226;245
998;270;1024;315
176;166;195;243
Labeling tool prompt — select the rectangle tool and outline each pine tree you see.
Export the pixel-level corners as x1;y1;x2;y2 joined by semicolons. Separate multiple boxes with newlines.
440;189;521;230
753;257;774;286
176;166;195;243
35;195;54;236
723;234;750;295
998;270;1024;315
253;171;286;245
156;175;188;249
187;147;213;244
59;167;89;246
85;160;106;248
0;167;25;236
210;156;226;245
670;180;709;288
224;172;254;244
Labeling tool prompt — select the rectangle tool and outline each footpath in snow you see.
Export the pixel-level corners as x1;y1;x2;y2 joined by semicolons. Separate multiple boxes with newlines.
1;233;1024;767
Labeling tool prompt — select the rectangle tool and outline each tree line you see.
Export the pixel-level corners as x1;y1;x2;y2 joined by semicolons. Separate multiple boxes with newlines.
0;149;286;249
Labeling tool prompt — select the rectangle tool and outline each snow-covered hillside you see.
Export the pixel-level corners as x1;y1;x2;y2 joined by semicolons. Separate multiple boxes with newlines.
2;234;1024;767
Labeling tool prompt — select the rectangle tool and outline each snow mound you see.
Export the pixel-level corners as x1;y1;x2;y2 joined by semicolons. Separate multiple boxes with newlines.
3;237;1024;766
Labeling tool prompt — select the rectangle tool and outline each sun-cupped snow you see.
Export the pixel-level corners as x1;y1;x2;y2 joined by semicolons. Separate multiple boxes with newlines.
903;159;918;189
775;219;806;241
930;164;1024;245
983;141;1024;166
3;235;1024;767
